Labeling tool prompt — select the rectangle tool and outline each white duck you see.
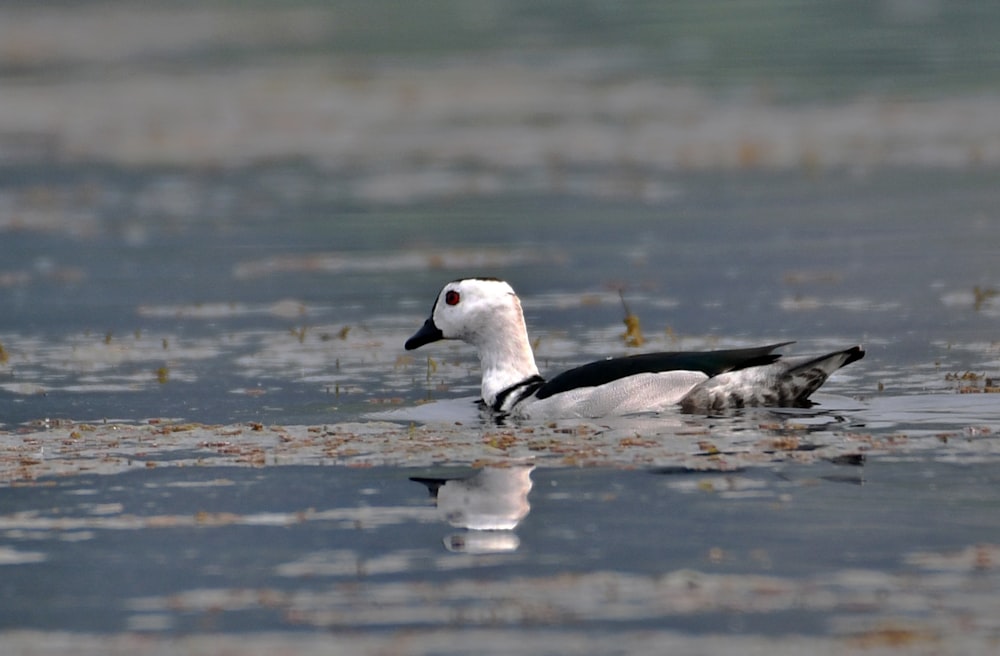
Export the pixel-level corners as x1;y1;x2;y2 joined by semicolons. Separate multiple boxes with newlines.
405;278;864;418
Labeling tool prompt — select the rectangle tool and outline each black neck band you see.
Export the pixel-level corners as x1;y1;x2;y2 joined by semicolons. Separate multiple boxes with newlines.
491;375;546;413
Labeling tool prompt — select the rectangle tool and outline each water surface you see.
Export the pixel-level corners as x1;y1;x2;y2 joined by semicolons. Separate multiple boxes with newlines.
1;2;999;654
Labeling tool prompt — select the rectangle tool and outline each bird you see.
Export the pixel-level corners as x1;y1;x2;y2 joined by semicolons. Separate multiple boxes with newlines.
404;278;864;418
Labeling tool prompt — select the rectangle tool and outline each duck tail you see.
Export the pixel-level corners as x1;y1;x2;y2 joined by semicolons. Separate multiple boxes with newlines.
680;345;865;412
780;345;865;403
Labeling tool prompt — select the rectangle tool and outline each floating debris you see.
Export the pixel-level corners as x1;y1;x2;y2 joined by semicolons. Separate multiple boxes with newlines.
618;289;645;348
973;285;998;311
3;392;996;486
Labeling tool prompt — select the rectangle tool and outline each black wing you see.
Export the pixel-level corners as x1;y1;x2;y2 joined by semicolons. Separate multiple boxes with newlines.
533;342;793;400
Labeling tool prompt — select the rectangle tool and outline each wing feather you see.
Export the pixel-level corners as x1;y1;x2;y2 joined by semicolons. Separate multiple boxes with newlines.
533;342;793;400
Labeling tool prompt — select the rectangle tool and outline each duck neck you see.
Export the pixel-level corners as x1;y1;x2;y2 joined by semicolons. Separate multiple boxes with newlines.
475;309;541;408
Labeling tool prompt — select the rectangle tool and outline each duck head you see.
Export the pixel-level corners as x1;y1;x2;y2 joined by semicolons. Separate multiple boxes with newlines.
405;278;520;350
405;278;541;404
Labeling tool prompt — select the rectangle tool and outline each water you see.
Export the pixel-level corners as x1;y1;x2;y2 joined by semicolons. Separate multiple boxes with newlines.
2;2;1000;654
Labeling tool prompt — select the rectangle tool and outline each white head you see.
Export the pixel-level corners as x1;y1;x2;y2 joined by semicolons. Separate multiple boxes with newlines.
405;278;540;403
404;278;520;349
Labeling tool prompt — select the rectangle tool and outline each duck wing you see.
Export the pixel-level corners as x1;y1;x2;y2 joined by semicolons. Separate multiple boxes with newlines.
533;342;793;400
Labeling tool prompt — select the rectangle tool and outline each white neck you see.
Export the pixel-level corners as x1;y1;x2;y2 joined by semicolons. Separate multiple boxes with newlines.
473;301;540;407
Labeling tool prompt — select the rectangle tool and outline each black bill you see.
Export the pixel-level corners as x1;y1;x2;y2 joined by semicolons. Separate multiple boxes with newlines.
404;317;444;350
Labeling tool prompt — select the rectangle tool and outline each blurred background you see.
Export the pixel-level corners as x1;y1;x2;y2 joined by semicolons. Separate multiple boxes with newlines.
3;1;998;173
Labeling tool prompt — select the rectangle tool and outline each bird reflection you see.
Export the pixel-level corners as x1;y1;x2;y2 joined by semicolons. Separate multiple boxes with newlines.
411;464;534;553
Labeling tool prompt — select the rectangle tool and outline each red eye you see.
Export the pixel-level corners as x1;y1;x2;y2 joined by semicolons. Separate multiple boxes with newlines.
445;290;460;306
